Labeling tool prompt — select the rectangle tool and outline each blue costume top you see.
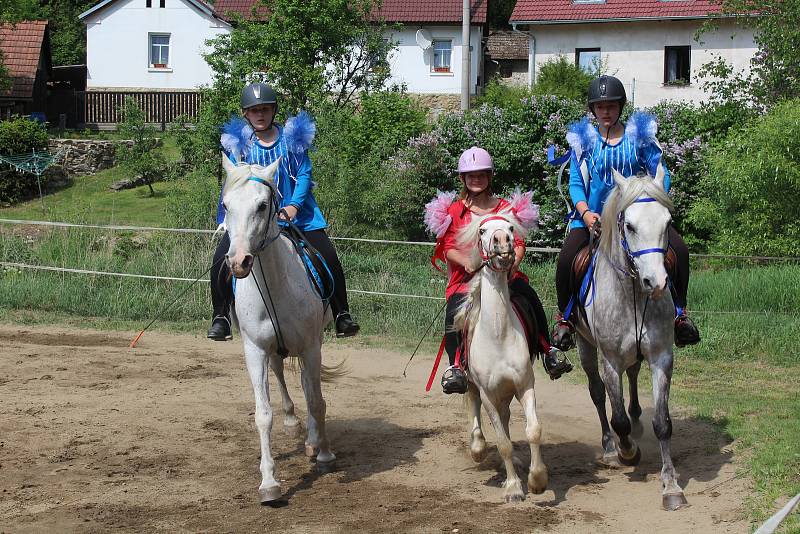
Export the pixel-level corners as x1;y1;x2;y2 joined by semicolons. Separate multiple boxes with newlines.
566;111;670;230
217;112;327;231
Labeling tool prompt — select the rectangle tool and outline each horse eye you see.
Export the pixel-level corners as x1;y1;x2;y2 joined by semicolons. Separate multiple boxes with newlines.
257;201;268;212
625;222;635;233
479;228;486;235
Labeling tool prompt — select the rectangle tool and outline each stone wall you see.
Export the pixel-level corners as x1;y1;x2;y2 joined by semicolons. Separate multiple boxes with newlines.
408;94;478;120
47;138;134;176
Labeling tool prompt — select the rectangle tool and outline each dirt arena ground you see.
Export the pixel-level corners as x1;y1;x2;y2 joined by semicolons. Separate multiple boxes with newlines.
0;325;751;533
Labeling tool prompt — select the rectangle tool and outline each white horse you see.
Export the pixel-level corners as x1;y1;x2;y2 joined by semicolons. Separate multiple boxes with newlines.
454;212;548;502
221;155;337;503
575;165;688;510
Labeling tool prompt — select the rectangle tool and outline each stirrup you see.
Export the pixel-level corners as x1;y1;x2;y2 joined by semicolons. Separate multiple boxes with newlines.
441;365;468;394
335;312;360;338
550;318;575;352
543;348;573;380
674;314;700;347
207;315;232;341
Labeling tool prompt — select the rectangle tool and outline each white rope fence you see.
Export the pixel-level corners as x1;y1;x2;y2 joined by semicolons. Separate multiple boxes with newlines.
3;218;800;261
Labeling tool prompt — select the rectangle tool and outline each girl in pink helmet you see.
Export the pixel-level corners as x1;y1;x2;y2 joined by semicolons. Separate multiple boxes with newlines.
425;147;572;394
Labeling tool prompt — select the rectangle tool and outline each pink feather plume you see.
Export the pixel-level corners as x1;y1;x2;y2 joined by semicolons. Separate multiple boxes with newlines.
508;189;539;231
424;190;457;238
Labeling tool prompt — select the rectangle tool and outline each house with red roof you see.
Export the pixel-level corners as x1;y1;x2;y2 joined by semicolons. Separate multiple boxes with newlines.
0;20;52;118
510;0;757;107
79;0;231;91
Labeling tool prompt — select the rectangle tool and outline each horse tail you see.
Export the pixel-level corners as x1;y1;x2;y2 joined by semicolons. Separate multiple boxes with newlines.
282;356;349;383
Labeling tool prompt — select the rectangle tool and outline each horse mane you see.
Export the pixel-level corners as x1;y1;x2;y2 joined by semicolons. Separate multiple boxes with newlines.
598;174;674;255
452;209;528;335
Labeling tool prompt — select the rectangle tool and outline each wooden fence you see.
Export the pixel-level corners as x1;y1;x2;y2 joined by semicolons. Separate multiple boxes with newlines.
58;91;203;129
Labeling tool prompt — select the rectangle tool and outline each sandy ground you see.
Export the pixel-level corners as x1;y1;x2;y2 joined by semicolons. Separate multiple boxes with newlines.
0;325;750;533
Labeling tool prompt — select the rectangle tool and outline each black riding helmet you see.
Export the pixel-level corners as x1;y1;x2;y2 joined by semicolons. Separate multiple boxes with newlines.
587;75;627;113
240;82;278;131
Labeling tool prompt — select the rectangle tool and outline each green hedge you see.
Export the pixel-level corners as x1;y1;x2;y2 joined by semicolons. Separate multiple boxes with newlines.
0;118;49;204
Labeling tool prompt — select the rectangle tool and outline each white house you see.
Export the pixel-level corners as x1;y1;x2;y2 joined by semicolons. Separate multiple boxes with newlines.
510;0;757;107
79;0;231;90
212;0;487;109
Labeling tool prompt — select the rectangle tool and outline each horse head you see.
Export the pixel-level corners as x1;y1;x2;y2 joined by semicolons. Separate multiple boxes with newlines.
459;211;527;273
221;154;282;279
600;163;674;298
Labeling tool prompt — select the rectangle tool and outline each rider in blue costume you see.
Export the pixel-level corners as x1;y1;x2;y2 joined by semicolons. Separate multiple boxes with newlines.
551;75;700;350
207;82;359;341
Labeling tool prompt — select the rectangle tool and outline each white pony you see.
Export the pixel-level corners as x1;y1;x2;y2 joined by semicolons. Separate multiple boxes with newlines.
453;210;548;502
221;155;336;503
575;165;688;510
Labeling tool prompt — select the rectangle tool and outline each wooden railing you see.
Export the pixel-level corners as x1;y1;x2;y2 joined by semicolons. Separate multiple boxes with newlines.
72;91;202;128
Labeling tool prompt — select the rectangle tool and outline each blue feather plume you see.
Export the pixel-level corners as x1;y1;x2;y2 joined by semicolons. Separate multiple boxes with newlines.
565;117;597;160
625;111;658;147
220;116;254;162
284;111;316;154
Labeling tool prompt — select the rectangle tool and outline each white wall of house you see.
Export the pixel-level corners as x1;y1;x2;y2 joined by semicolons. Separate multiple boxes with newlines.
83;0;230;90
384;25;483;94
527;19;755;107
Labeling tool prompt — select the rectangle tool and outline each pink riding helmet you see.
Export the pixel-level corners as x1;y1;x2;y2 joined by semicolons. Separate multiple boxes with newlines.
458;146;493;174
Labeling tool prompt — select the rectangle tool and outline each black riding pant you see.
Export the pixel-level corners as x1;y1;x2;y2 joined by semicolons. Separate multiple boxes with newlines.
554;226;690;314
210;229;352;319
443;278;550;367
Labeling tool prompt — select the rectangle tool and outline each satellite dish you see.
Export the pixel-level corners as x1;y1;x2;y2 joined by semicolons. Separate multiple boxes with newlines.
415;29;433;50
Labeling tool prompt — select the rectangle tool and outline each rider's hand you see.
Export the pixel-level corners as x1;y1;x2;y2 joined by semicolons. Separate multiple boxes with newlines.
582;211;600;231
464;258;482;274
280;205;299;221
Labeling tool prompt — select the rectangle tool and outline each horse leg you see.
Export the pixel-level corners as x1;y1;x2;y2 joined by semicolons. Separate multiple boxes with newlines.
626;360;644;439
268;356;302;438
576;337;618;465
481;391;524;502
299;344;336;469
601;358;641;466
651;352;688;510
519;385;548;494
466;382;487;463
242;337;281;502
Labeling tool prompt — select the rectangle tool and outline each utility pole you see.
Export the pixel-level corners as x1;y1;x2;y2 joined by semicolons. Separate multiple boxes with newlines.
461;0;470;111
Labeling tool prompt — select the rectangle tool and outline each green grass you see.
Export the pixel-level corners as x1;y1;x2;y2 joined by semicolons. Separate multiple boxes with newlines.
0;164;798;530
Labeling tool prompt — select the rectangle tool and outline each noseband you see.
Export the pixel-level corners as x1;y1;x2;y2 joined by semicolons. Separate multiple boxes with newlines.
617;197;668;275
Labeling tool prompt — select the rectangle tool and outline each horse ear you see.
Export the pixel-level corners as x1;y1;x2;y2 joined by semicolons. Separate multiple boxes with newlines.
654;159;666;190
611;168;627;189
221;152;237;174
252;156;281;183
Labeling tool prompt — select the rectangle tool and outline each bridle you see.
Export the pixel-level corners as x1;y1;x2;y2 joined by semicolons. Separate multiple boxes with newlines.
478;215;514;272
616;197;669;277
245;176;284;252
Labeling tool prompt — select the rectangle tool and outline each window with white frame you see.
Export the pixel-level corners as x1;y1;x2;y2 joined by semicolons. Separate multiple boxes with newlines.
432;40;452;73
149;34;170;68
575;48;601;73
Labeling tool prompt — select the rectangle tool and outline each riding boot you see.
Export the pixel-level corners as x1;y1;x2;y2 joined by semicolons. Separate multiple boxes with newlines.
441;365;468;394
542;347;573;380
674;313;700;347
550;313;575;351
207;315;232;341
335;312;360;338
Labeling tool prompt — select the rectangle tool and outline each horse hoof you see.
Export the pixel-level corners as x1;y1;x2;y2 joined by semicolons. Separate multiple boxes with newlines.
528;470;548;494
470;447;487;463
618;446;641;466
304;444;319;457
258;485;282;503
316;459;336;474
505;493;525;503
600;453;622;468
284;422;303;439
662;493;689;511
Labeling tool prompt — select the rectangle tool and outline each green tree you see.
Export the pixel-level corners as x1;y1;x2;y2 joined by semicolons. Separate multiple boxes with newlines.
488;0;517;29
40;0;96;65
533;56;595;101
204;0;396;114
116;97;167;196
700;0;800;106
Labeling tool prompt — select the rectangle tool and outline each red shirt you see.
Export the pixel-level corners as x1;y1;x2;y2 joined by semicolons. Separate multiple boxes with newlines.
433;198;526;299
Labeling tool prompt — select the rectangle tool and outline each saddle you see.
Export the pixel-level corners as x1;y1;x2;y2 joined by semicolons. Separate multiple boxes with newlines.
280;224;334;303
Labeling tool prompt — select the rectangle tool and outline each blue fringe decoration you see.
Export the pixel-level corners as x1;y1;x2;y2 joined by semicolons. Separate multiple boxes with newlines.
565;117;597;160
284;111;316;154
625;111;658;147
220;116;254;162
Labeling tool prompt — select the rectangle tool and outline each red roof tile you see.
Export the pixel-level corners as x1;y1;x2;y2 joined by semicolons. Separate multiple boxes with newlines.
511;0;723;23
0;20;48;100
215;0;487;23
